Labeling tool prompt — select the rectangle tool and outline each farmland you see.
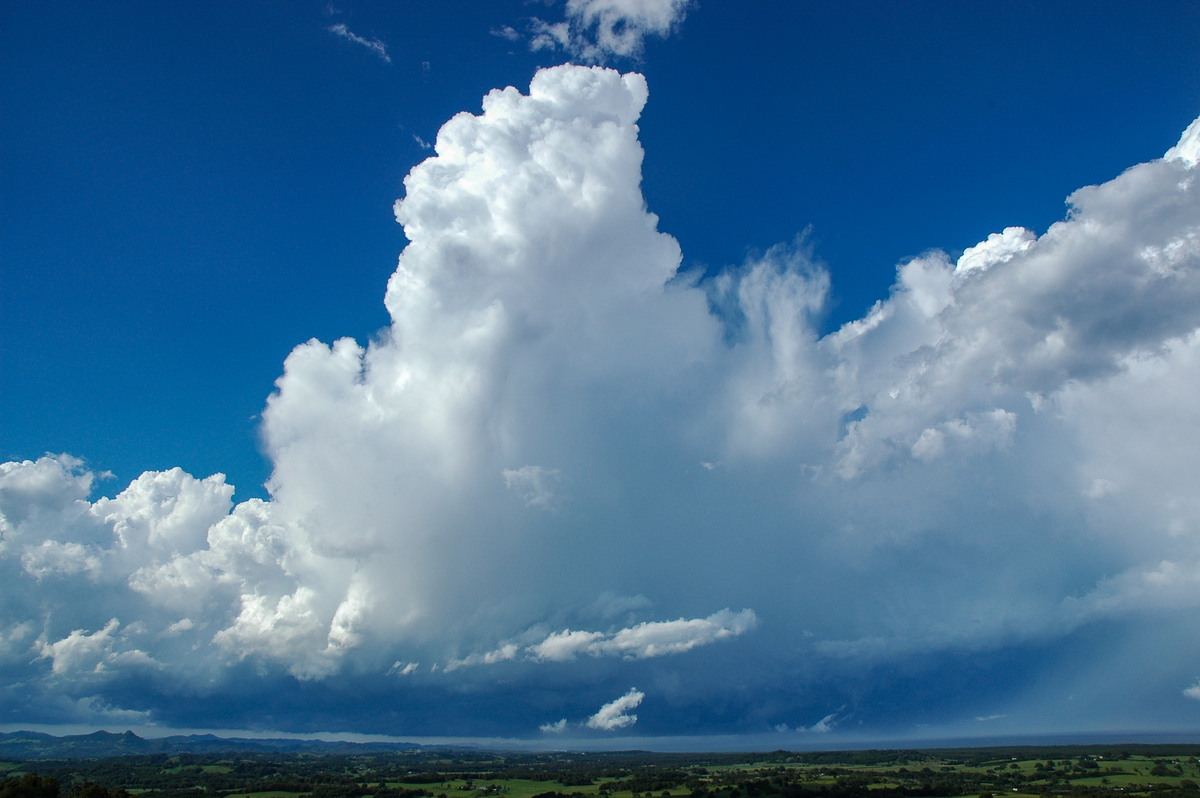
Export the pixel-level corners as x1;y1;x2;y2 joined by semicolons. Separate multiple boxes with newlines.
3;744;1200;798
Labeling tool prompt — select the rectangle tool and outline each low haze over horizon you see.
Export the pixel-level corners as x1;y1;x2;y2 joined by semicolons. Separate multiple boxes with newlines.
3;0;1200;746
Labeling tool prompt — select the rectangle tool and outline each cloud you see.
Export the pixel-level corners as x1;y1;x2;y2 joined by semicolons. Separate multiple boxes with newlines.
807;712;839;733
530;0;691;62
0;455;99;547
444;643;521;672
37;619;157;678
491;25;521;43
450;609;756;669
586;687;643;730
775;712;840;734
1063;558;1200;622
529;20;571;54
1166;116;1200;166
327;23;391;63
587;608;758;658
2;65;1200;737
955;227;1037;275
21;540;103;580
502;465;561;508
539;718;568;733
528;629;606;662
534;609;758;661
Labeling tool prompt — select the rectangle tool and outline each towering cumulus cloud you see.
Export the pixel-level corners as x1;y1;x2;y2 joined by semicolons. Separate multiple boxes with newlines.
2;67;1199;739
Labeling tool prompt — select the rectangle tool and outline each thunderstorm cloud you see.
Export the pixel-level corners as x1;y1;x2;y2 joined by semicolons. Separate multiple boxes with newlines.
2;67;1200;739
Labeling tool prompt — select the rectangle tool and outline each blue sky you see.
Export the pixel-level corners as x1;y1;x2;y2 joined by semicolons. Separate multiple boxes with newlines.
3;0;1200;746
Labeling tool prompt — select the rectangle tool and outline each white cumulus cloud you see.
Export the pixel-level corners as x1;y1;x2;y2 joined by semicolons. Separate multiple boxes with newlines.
537;609;757;661
586;687;644;730
452;609;756;669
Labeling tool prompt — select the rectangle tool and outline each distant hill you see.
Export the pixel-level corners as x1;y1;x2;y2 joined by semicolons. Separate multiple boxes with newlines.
0;729;422;759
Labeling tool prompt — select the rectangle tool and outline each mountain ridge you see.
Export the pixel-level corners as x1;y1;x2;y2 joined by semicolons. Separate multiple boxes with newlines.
0;729;422;759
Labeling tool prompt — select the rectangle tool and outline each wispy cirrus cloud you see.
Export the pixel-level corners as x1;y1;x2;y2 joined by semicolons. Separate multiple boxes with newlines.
327;23;391;63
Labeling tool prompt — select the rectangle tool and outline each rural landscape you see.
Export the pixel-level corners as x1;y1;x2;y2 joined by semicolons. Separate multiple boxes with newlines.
4;735;1200;798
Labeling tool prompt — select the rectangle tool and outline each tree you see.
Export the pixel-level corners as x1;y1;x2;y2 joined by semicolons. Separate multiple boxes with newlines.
0;774;60;798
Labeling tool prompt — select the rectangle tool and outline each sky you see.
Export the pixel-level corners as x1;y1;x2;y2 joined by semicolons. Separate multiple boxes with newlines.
2;0;1200;748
